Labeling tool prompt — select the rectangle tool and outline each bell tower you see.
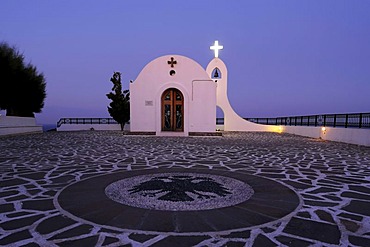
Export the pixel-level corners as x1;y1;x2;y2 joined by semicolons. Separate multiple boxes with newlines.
206;41;280;132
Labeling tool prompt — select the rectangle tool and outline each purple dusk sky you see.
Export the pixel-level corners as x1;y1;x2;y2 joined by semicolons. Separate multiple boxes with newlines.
1;1;370;124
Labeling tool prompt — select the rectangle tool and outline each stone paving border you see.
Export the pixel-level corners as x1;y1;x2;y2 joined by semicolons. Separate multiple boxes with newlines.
0;131;370;246
56;168;300;235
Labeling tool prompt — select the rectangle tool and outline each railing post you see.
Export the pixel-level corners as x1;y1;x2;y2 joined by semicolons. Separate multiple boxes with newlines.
333;115;336;127
359;113;362;128
315;115;317;127
345;114;348;128
324;115;326;126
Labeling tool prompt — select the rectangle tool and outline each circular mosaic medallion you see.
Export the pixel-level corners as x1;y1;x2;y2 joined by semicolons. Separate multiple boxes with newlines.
56;168;301;234
105;173;253;211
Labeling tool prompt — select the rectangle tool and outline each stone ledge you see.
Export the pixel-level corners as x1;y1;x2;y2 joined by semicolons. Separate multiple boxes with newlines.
0;126;42;136
0;116;42;136
189;132;222;136
125;131;156;136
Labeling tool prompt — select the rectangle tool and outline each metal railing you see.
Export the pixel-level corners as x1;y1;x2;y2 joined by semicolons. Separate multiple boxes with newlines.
57;118;118;128
216;118;224;125
244;113;370;129
58;113;370;129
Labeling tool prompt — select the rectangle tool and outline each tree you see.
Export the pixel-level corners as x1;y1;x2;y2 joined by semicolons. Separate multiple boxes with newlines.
106;72;130;131
0;42;46;117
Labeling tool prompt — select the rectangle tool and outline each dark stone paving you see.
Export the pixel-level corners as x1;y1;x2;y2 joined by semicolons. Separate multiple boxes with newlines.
1;131;370;246
57;169;299;234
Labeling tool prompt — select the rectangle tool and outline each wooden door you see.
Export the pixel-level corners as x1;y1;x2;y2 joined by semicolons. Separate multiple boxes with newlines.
161;88;184;131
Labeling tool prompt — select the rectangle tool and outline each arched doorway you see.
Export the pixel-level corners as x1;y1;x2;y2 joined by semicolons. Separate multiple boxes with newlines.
161;88;184;131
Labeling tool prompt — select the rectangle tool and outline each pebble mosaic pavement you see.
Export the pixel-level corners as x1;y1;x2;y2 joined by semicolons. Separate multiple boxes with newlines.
0;131;370;247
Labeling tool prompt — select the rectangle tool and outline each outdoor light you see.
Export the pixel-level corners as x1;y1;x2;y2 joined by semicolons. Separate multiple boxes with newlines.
321;127;327;134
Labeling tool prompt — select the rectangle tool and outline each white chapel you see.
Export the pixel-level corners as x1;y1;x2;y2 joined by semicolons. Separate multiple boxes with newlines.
129;41;278;136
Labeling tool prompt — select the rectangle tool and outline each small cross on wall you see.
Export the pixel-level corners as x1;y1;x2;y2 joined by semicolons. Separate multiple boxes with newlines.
167;57;177;68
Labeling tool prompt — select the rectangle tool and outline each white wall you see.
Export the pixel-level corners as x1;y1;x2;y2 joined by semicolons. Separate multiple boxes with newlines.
281;126;321;138
130;55;217;136
282;125;370;146
0;116;42;136
190;80;216;132
322;127;370;146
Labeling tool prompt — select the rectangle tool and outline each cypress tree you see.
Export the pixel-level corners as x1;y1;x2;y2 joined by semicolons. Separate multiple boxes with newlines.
106;72;130;131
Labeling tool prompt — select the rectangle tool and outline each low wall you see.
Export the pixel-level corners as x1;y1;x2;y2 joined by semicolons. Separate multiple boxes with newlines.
57;124;130;131
282;126;320;139
0;116;43;136
216;124;224;131
282;125;370;146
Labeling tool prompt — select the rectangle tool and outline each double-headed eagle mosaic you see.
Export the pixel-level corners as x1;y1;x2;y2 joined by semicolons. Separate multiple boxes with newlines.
129;175;231;202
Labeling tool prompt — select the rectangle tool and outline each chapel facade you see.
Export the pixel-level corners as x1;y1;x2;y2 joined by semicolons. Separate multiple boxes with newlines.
129;42;278;136
130;55;217;136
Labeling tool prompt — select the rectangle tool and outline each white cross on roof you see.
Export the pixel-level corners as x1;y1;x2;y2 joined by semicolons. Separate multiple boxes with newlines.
210;40;223;58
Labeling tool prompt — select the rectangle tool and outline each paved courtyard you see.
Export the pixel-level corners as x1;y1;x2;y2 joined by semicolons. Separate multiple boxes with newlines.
0;131;370;247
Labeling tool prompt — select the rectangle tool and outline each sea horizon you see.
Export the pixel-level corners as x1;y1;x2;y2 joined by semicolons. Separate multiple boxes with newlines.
42;124;57;132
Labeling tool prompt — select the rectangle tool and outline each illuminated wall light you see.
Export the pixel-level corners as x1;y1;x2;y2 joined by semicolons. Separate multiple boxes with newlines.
321;127;327;134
